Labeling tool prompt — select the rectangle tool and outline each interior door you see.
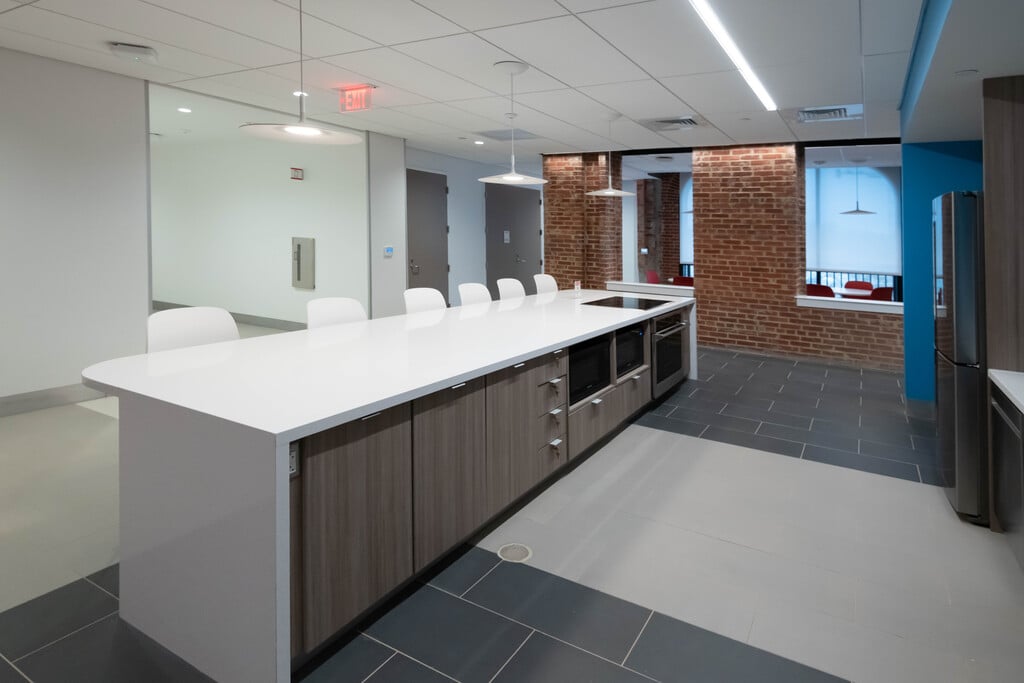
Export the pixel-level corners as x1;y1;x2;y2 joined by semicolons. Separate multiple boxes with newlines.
407;169;449;304
485;184;542;297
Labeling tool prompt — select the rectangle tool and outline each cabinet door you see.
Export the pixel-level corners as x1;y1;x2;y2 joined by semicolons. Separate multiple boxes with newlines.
486;362;535;515
568;385;618;459
290;474;303;659
617;366;652;421
413;377;487;570
300;404;413;651
992;391;1024;566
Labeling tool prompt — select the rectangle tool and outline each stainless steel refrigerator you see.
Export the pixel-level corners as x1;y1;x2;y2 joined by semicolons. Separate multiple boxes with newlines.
933;191;988;523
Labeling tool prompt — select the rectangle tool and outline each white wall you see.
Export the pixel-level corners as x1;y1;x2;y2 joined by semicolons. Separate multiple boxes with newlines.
0;48;149;397
406;148;508;295
151;137;368;323
368;132;407;318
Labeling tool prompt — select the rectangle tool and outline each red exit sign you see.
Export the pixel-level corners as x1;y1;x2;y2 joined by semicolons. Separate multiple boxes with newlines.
339;85;372;112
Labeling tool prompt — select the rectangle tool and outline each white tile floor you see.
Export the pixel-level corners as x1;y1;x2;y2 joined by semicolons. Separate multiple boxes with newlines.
480;425;1024;683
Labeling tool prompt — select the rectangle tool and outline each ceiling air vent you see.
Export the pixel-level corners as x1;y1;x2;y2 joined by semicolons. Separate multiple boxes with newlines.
640;116;702;132
476;128;540;141
795;104;864;123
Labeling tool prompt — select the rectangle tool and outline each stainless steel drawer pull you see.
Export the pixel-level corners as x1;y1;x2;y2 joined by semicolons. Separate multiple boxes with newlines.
548;377;562;385
591;398;603;405
549;408;563;416
360;411;382;421
549;438;562;448
451;382;467;390
552;349;563;355
513;362;526;369
632;374;643;381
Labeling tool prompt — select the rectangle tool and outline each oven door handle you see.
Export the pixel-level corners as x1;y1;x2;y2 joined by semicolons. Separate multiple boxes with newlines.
654;323;687;339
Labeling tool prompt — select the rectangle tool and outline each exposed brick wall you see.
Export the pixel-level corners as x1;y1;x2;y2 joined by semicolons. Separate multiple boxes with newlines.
655;173;681;280
692;145;904;371
542;153;622;289
636;178;661;280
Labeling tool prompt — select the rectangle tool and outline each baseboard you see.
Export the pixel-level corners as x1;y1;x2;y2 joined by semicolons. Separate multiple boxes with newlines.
152;301;306;332
0;384;106;418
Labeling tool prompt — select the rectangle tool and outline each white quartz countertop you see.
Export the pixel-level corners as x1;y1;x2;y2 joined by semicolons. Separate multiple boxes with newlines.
989;369;1024;415
83;290;694;442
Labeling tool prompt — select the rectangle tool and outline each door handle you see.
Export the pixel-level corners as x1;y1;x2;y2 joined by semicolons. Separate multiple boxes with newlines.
514;253;526;263
409;260;420;275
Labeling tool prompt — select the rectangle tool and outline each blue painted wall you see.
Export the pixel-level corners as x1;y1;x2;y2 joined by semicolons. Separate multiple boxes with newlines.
901;141;983;401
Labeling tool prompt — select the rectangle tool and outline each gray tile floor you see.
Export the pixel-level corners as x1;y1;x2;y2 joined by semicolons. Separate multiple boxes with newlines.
638;347;939;484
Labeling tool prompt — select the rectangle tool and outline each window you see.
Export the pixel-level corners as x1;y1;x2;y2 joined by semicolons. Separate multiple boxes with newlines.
680;174;694;277
805;146;903;298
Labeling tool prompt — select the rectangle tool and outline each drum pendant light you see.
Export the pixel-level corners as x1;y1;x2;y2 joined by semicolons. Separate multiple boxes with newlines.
478;61;547;185
239;0;361;145
840;166;876;215
586;113;634;198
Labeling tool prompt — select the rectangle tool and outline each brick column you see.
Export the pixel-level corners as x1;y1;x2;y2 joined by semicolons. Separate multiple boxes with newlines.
654;172;681;280
542;152;622;289
692;144;904;370
636;178;661;281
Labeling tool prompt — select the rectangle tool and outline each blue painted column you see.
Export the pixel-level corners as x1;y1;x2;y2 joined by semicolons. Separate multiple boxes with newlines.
901;142;983;401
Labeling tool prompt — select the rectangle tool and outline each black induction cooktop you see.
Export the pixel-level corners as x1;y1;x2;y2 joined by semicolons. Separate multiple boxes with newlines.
582;296;667;310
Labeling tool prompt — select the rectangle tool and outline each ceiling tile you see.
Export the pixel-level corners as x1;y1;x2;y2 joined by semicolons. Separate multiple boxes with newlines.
791;118;867;142
142;0;377;58
516;88;615;125
175;78;299;118
578;0;730;78
659;70;758;114
860;0;922;55
655;127;734;148
259;60;432;112
578;79;690;120
758;59;862;110
0;5;247;76
0;22;194;82
560;0;656;10
413;0;567;31
713;0;859;68
394;33;565;93
324;48;493;100
390;102;507;132
702;111;794;143
279;0;464;45
604;119;677;150
863;102;901;139
478;15;647;87
36;0;297;67
864;51;909;103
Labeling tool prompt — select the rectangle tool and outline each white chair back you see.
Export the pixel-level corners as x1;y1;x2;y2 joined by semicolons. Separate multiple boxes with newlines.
533;273;557;294
147;306;240;352
403;287;447;314
496;278;526;300
306;297;367;329
458;283;492;306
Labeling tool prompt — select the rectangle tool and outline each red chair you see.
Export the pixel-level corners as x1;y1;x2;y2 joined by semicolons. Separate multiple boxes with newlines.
869;287;894;301
843;280;873;298
806;284;835;297
671;276;694;286
645;270;661;284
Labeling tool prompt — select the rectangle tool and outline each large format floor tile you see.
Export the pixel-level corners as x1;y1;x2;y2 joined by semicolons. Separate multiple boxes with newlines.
0;580;117;662
491;633;651;683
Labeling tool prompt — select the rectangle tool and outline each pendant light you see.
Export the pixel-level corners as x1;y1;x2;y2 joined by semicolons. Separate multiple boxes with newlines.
239;0;361;145
840;166;876;215
586;113;634;198
478;61;547;185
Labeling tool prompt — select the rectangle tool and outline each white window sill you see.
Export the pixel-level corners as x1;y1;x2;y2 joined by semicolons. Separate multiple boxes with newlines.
606;281;695;297
795;295;903;315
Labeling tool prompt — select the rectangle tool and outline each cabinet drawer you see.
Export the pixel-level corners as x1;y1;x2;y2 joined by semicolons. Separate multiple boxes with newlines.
529;348;567;384
568;386;618;460
538;436;566;470
535;406;565;449
616;366;651;420
536;375;567;415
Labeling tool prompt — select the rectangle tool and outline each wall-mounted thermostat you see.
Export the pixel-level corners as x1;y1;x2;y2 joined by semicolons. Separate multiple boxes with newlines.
290;167;304;181
383;246;394;258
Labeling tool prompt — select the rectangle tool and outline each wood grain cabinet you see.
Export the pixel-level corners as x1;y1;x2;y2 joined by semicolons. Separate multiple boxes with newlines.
486;350;567;514
298;404;413;653
568;385;620;460
616;365;652;422
412;377;487;570
992;384;1024;568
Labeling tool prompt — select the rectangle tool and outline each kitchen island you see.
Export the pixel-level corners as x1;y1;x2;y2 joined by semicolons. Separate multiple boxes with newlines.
82;289;695;683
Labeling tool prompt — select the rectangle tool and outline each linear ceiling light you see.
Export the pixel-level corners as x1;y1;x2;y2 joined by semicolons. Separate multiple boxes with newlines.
688;0;777;111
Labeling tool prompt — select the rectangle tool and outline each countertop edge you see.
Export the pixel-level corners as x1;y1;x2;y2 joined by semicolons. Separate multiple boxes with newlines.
989;369;1024;415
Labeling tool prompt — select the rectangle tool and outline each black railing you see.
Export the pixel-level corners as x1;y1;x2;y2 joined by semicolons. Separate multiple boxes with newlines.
806;270;903;301
679;263;694;277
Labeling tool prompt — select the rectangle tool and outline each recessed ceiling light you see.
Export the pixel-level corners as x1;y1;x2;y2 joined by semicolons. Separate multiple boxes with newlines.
688;0;776;111
177;107;192;114
474;140;484;145
954;68;980;79
293;90;308;97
